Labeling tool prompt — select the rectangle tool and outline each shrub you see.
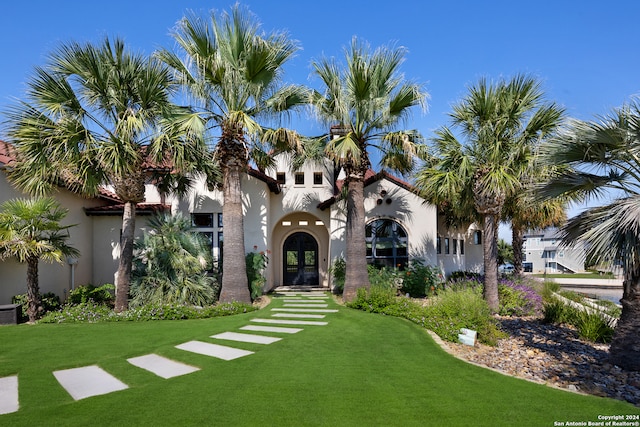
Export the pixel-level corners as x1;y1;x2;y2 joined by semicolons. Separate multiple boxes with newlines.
367;265;401;290
448;270;483;282
445;276;483;292
12;292;61;321
347;284;398;313
67;284;114;306
541;280;560;302
39;301;256;323
497;279;543;317
400;260;444;297
131;213;217;307
40;302;113;323
246;251;268;300
423;287;506;346
575;310;614;343
591;299;622;318
347;283;505;346
329;258;346;294
557;289;584;303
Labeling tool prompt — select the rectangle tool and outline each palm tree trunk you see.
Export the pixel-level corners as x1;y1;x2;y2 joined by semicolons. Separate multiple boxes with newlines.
512;222;524;276
482;213;500;312
26;255;42;322
343;177;370;302
115;201;136;312
608;265;640;370
219;163;251;304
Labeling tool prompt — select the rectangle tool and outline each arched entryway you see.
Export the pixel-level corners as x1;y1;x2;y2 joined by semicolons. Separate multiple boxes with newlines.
283;232;319;286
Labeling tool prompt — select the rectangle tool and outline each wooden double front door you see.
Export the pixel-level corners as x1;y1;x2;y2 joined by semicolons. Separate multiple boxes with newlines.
283;232;319;286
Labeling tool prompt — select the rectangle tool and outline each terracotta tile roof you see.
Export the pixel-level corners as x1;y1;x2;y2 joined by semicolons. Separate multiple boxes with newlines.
318;169;419;210
248;168;281;194
0;141;15;166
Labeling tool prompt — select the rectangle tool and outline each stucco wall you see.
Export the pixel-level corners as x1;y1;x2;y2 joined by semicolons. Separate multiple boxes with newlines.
435;216;484;275
0;173;105;303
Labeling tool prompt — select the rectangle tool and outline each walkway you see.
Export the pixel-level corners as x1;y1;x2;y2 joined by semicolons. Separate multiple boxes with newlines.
0;291;338;415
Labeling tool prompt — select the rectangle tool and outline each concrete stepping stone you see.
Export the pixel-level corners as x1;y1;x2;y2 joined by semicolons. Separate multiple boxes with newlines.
272;313;326;319
283;299;328;303
53;366;128;401
240;325;303;334
283;303;328;308
175;341;253;361
278;292;326;297
127;354;200;379
0;375;19;415
211;332;281;345
251;318;328;326
272;308;338;313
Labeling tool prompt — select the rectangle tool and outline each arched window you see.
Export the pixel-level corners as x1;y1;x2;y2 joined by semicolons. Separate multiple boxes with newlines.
365;219;408;269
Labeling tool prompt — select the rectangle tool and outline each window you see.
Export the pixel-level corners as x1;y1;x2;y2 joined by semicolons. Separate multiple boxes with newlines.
453;239;458;255
191;212;222;274
276;172;285;184
473;230;482;245
199;231;214;249
294;172;305;185
460;239;465;255
365;219;408;269
445;238;450;254
436;236;441;254
191;213;213;228
313;172;323;185
199;232;214;273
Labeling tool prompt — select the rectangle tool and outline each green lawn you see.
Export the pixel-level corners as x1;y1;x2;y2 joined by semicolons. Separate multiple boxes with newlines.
0;294;636;426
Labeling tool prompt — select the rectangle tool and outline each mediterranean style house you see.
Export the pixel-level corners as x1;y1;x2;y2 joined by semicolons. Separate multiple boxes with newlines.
522;228;586;274
0;142;483;304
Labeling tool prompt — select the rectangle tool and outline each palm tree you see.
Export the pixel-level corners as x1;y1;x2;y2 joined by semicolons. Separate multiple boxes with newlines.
416;75;563;311
309;38;428;301
497;239;513;267
3;37;212;312
504;191;566;276
131;213;217;307
157;5;308;304
538;98;640;370
0;197;79;322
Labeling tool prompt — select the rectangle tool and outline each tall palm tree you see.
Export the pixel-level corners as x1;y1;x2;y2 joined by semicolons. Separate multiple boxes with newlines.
309;38;428;301
3;37;212;312
157;5;308;304
538;98;640;370
0;197;79;322
416;75;563;311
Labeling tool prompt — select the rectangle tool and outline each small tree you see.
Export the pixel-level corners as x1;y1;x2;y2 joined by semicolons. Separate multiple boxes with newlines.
497;239;513;266
130;213;217;306
0;197;79;322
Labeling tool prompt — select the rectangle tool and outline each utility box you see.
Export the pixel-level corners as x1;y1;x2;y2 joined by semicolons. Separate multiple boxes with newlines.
458;328;477;346
0;304;20;325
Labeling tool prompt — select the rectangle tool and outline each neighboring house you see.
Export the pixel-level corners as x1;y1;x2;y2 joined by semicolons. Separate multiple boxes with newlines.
0;141;484;304
522;228;586;274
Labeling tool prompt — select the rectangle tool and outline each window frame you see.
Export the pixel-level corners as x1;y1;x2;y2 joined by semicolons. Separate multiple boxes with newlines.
365;218;409;269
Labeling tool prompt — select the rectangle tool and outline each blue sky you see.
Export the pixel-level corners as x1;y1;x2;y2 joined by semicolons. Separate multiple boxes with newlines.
2;0;639;238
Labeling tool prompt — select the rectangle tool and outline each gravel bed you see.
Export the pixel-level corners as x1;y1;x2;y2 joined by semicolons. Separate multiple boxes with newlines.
437;316;640;406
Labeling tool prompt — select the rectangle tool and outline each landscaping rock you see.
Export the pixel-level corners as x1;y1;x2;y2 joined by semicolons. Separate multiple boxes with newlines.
437;316;640;407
